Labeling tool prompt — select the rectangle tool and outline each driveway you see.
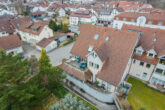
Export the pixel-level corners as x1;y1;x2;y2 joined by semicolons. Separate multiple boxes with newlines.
23;42;74;66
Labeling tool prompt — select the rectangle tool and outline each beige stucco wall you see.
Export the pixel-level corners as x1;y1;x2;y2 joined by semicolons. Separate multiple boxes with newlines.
129;59;155;81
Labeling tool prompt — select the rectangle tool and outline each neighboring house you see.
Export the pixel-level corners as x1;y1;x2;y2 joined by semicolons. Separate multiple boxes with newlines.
69;10;97;26
10;16;33;32
36;33;67;52
0;20;15;37
19;21;53;44
30;11;46;19
122;24;165;88
0;8;14;16
113;12;165;29
58;8;66;17
97;7;112;26
36;37;57;52
0;34;23;55
60;24;139;93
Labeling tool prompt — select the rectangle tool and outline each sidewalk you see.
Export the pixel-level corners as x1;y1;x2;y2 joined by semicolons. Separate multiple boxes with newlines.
65;84;117;110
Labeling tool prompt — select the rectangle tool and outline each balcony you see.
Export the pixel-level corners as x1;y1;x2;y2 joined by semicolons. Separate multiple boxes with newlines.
65;58;88;72
60;57;92;82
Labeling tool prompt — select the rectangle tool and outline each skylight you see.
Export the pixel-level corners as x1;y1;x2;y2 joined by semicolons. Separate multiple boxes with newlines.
94;34;99;40
105;36;109;41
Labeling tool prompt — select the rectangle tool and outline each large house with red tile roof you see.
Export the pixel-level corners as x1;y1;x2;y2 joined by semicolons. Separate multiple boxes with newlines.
18;21;53;44
69;9;97;26
122;24;165;90
113;12;165;29
60;24;139;93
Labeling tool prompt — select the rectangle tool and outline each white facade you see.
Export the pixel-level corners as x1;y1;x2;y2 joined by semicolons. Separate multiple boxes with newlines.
19;26;53;44
130;59;155;81
36;40;57;52
32;6;46;12
0;9;14;16
0;32;9;37
69;15;97;26
6;46;23;55
58;8;66;17
113;16;165;29
87;51;104;82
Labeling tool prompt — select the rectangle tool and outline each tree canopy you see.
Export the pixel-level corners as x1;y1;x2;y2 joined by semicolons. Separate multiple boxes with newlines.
0;49;65;110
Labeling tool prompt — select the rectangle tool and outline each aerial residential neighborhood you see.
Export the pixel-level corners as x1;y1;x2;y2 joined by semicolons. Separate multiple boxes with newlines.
0;0;165;110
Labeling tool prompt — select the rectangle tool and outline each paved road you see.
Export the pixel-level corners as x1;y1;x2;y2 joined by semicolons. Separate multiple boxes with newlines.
23;42;74;66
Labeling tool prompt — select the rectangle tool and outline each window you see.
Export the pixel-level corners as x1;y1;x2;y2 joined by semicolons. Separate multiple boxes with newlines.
94;64;99;69
123;18;127;21
155;68;163;74
136;73;140;77
146;64;151;68
148;20;152;25
140;62;144;66
158;21;163;26
107;83;111;89
94;34;99;40
133;59;136;64
131;19;134;22
89;61;93;67
148;53;154;58
136;50;142;55
142;73;147;78
116;17;119;20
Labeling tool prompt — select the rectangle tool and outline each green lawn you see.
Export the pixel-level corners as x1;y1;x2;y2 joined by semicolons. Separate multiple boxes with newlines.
127;77;165;110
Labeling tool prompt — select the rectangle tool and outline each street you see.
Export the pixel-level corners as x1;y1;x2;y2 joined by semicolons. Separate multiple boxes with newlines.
23;42;74;66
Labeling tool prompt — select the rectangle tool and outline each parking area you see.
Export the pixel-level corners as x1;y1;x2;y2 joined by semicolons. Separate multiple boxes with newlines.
23;42;74;66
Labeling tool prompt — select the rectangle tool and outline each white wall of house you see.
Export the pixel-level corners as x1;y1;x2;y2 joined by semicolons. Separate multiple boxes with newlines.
6;46;23;55
59;8;66;17
0;32;9;37
39;26;53;39
70;16;79;25
36;40;57;52
129;59;155;81
58;35;67;42
19;26;53;44
87;51;104;82
97;78;116;93
113;16;165;29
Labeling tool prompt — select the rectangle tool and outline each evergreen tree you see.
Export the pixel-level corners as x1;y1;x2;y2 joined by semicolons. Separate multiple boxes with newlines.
48;20;58;32
0;51;49;110
39;49;52;74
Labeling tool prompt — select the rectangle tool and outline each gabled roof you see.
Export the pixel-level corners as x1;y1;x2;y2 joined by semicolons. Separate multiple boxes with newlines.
71;24;139;86
19;21;48;35
0;34;22;50
122;24;165;56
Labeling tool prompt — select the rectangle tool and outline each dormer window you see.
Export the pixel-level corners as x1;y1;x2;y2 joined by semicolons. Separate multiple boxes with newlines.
123;18;127;21
136;50;143;55
148;20;152;25
158;21;163;26
131;19;134;22
147;49;156;58
136;46;144;55
148;53;154;58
